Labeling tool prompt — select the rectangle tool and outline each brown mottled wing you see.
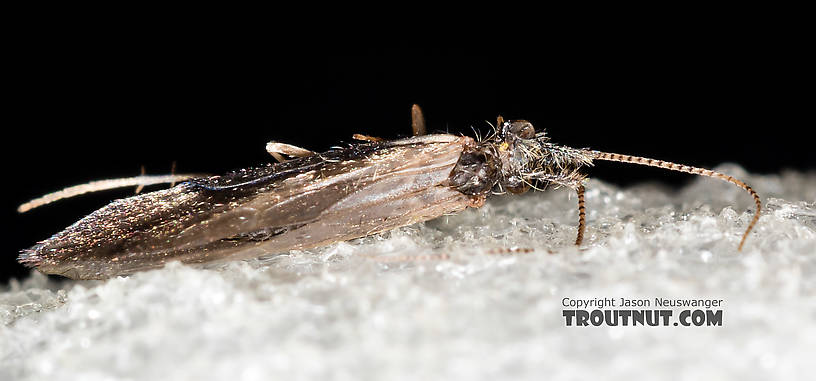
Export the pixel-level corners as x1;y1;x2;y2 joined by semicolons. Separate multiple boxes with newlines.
21;135;472;279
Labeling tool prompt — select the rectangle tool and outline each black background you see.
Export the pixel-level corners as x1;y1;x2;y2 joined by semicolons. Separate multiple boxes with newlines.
3;21;812;283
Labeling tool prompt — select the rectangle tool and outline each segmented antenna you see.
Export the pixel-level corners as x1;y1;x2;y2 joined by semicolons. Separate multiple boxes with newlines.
588;150;761;251
17;174;202;213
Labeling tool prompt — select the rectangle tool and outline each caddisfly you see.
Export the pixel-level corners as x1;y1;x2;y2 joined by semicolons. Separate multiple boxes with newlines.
18;105;761;279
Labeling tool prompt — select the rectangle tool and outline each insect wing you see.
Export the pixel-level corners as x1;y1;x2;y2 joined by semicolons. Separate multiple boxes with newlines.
21;135;472;279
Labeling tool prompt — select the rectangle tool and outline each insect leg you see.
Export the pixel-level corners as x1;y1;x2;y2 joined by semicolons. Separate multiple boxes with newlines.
17;173;204;213
265;142;315;163
351;134;384;142
576;184;587;245
169;161;179;187
363;252;452;263
525;172;590;246
411;104;426;136
486;247;536;254
134;165;147;194
354;104;427;141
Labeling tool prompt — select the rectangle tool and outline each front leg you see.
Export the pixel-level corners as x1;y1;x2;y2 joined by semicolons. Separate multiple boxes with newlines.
575;184;586;246
265;142;315;163
526;172;589;247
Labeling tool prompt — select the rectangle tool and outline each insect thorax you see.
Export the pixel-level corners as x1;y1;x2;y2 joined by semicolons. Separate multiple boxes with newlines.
449;120;596;196
448;142;501;195
449;120;535;196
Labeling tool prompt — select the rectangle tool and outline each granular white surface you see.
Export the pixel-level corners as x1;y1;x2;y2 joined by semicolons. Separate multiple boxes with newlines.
2;164;815;381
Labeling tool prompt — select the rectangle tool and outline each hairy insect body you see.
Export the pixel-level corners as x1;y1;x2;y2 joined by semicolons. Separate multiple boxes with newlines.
451;120;595;196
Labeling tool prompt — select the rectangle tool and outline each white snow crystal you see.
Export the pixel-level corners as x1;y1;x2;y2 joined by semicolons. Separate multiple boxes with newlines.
2;165;815;380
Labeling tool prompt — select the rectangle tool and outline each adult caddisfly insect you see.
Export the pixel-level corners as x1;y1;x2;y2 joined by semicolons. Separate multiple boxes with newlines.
18;105;762;279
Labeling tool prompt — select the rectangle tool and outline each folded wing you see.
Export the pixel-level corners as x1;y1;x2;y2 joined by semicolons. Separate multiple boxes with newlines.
21;135;472;279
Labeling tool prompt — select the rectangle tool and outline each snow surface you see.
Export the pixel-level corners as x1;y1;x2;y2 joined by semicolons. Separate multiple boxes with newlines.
2;164;815;381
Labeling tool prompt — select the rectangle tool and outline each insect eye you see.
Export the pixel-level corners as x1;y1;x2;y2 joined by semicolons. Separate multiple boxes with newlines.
503;120;536;139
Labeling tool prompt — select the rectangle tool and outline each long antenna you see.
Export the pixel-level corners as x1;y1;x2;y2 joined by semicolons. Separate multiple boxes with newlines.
588;150;761;251
17;174;202;213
